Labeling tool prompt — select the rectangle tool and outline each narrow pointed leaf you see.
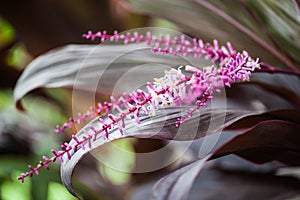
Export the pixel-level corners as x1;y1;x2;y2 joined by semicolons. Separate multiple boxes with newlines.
247;0;300;63
13;44;199;110
188;164;300;200
127;0;300;69
212;120;300;165
226;73;300;110
227;109;300;130
151;156;210;200
60;107;261;198
150;118;300;199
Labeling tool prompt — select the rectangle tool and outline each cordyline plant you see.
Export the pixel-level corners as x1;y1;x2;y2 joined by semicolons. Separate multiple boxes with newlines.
12;0;300;199
17;30;260;180
14;29;300;199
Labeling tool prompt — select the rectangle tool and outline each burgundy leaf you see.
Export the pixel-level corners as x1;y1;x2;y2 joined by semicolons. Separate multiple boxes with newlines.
60;107;260;198
188;164;300;200
249;73;300;108
13;43;198;110
150;119;300;200
127;0;300;70
212;120;300;165
226;109;300;130
151;156;210;200
248;81;300;108
150;153;300;200
226;73;300;110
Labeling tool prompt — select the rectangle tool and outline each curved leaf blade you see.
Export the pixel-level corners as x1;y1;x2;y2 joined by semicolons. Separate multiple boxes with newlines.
127;0;299;69
151;156;210;200
247;0;300;63
60;107;261;198
151;155;300;200
188;163;300;200
13;43;200;110
226;73;300;110
150;117;300;199
227;109;300;130
212;120;300;165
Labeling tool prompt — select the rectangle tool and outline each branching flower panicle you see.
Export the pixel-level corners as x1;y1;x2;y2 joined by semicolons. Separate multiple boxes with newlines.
56;30;259;133
18;30;260;182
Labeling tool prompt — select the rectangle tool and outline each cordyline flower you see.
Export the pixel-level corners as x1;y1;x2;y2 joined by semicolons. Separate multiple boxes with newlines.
17;31;260;183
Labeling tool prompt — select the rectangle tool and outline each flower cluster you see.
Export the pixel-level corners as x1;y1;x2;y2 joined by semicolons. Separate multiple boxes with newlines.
56;31;258;133
18;31;260;182
83;30;237;64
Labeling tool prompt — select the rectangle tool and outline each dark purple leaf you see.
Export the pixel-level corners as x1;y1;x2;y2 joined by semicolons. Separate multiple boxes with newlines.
151;156;210;200
212;120;300;165
150;119;300;200
188;164;300;200
226;73;300;110
226;109;300;130
209;154;283;174
127;0;300;70
60;107;261;198
249;73;300;108
151;148;300;200
13;43;201;110
246;0;300;64
150;153;300;200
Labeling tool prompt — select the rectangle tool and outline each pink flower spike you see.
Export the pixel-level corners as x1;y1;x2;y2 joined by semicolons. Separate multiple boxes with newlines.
97;102;103;113
87;128;96;141
213;39;219;50
43;156;50;170
104;128;109;139
227;42;235;55
147;82;157;92
81;138;86;150
121;114;126;128
43;156;49;161
89;126;98;137
18;174;25;183
134;108;141;124
85;135;92;149
58;155;64;163
108;114;117;122
136;89;148;99
185;65;200;73
28;165;39;176
72;135;80;143
99;118;106;125
145;31;152;45
101;31;107;42
54;125;61;133
117;122;123;135
130;93;141;104
123;100;133;110
51;149;58;157
61;145;71;159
